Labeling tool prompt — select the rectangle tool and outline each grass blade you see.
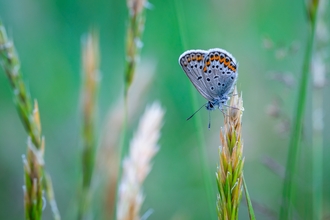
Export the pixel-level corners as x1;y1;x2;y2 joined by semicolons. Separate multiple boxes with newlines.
243;175;256;220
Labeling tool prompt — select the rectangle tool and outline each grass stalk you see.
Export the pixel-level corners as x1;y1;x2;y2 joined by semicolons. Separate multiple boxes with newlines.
312;88;323;219
115;0;148;217
279;1;319;218
119;0;148;173
116;102;164;220
216;88;245;220
311;0;328;216
78;30;100;219
98;62;155;218
191;89;215;219
124;0;147;97
0;21;60;220
174;1;215;218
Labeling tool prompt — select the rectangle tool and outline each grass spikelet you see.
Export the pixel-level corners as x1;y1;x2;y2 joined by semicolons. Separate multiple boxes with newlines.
116;102;164;220
124;0;147;96
0;21;60;220
98;62;155;218
78;30;100;219
217;88;245;220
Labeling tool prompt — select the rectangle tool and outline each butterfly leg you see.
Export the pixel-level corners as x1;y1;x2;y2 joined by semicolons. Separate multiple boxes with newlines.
208;110;211;129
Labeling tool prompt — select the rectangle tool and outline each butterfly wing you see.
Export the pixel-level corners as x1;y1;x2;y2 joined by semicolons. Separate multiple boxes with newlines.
200;48;238;100
178;50;214;101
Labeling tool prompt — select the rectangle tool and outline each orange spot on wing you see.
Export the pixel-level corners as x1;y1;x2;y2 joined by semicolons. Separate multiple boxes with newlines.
228;64;236;72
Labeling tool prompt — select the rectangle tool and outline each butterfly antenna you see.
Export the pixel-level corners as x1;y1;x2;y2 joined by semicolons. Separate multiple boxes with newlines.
186;103;207;121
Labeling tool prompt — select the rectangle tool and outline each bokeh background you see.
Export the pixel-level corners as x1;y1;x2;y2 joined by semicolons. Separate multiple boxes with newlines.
0;0;329;219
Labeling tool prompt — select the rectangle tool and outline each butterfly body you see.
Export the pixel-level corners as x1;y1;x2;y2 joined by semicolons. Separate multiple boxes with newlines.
178;48;238;112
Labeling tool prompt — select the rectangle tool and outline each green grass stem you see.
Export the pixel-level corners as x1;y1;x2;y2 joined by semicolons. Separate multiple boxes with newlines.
174;1;215;218
115;0;148;218
279;1;319;218
312;88;323;219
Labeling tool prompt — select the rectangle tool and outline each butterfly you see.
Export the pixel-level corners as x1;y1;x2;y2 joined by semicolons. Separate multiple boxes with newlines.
178;48;238;127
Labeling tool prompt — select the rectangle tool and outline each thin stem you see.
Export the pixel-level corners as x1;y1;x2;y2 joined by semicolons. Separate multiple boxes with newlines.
115;0;147;217
312;88;323;219
114;94;129;219
174;1;215;218
311;0;328;216
192;89;215;219
279;1;319;218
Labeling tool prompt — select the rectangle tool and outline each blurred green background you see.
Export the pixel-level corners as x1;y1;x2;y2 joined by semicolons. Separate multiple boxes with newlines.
1;0;330;219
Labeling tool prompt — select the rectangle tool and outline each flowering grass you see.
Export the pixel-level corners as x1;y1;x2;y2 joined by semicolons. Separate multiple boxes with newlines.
77;30;100;219
116;102;164;220
0;21;60;220
216;88;245;219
